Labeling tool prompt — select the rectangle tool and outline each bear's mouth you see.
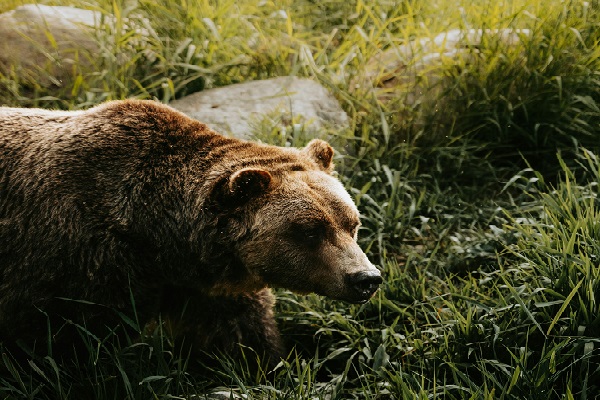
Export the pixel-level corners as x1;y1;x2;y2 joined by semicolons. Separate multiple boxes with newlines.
348;288;380;304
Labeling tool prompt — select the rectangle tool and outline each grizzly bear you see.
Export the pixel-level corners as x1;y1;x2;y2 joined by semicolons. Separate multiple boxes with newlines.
0;100;381;365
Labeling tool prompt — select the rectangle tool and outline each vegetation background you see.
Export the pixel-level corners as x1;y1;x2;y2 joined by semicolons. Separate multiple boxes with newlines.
1;0;599;398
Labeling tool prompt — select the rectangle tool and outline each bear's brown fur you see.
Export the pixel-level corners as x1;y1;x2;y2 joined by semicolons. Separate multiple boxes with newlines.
0;100;381;364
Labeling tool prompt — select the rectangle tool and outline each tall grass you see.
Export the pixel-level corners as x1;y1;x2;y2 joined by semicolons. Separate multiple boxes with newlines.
1;0;600;398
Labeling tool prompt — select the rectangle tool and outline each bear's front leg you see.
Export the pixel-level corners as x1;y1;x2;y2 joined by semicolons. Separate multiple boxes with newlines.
159;286;284;369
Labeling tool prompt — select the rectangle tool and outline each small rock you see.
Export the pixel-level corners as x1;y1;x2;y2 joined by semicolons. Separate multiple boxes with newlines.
170;76;350;139
190;387;247;400
352;28;531;106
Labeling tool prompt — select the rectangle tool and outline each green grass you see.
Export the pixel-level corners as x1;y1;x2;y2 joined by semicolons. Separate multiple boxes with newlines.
1;0;600;398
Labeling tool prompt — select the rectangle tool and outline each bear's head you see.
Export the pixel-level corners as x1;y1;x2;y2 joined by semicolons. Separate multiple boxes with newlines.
215;139;382;304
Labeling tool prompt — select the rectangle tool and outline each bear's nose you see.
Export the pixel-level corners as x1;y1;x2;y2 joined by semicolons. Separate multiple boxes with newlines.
346;270;383;300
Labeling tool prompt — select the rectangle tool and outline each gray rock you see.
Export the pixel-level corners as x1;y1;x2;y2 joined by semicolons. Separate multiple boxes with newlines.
348;29;531;132
169;76;350;139
0;4;150;91
190;388;247;400
0;4;102;87
352;29;531;105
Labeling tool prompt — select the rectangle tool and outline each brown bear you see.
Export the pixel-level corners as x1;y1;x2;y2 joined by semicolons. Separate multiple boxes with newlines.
0;99;381;365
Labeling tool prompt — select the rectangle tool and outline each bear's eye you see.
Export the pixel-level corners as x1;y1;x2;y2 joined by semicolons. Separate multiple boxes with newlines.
291;221;327;246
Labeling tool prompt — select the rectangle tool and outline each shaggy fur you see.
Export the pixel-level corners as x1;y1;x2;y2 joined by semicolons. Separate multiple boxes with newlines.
0;100;380;364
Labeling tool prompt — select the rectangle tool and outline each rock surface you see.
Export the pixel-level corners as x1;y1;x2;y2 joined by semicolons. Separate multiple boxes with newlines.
196;388;247;400
352;29;531;105
169;76;350;139
0;4;102;87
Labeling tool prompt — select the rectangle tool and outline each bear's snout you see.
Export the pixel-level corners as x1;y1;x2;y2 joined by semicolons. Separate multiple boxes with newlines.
344;270;383;303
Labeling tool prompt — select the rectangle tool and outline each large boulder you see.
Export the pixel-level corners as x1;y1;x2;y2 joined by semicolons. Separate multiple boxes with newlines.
0;4;103;88
169;76;350;139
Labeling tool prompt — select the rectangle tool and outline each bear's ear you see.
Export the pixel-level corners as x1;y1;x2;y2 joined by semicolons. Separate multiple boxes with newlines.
227;167;272;201
302;139;334;172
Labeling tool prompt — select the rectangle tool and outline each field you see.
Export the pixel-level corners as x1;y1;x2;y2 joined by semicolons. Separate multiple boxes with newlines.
1;0;600;398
